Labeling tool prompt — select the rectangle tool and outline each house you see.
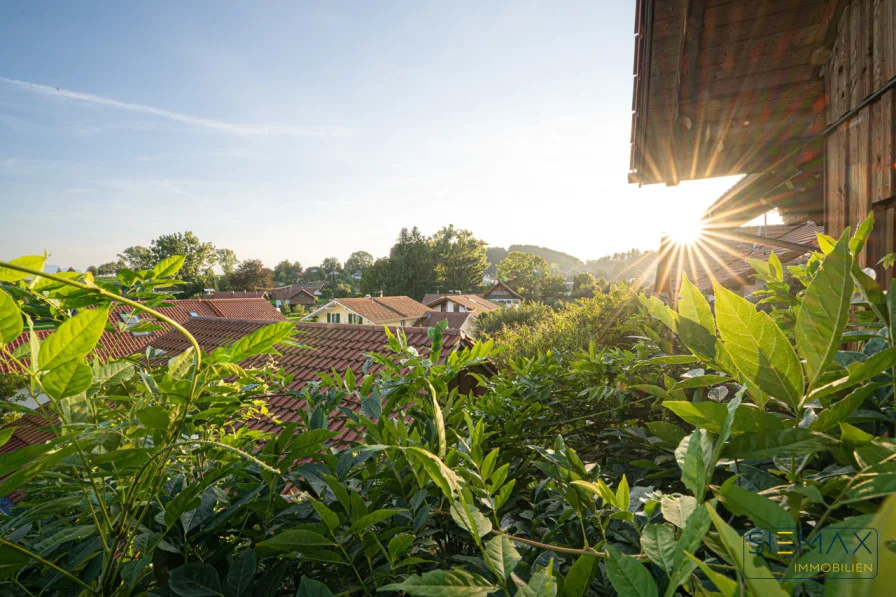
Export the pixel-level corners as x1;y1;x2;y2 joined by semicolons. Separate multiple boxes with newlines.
351;270;363;281
206;290;270;299
303;295;431;326
0;317;494;505
295;282;325;297
629;0;896;288
415;311;476;335
269;284;317;309
656;222;823;297
481;282;523;307
424;294;500;317
0;298;286;372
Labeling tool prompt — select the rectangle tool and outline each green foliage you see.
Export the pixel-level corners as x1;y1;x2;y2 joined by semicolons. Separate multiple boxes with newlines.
150;231;218;296
229;258;274;291
218;248;240;275
496;251;551;299
482;284;641;366
344;250;373;273
475;300;553;336
2;218;896;596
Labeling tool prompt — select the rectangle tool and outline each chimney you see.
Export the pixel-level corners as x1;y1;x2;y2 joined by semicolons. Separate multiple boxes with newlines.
379;289;384;298
365;294;371;299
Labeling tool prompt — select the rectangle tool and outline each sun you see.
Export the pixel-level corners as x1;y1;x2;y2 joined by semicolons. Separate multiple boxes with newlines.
667;216;706;246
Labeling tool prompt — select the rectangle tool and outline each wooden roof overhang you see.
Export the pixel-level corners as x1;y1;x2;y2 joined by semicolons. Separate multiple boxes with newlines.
629;0;846;223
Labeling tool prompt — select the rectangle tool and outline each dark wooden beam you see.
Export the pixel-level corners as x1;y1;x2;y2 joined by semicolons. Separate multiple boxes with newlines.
811;0;850;64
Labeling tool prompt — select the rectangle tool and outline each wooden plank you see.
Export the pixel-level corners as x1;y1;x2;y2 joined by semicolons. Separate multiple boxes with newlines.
695;25;819;68
827;127;849;235
872;90;895;202
693;61;816;87
849;108;873;265
700;3;828;49
872;0;892;87
829;3;852;122
650;111;823;149
679;0;706;104
849;0;873;110
704;0;817;29
693;45;815;83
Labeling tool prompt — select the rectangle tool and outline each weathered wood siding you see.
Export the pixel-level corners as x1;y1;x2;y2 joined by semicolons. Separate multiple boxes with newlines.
825;0;896;277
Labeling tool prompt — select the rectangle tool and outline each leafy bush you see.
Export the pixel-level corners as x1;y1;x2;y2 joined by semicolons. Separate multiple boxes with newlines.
482;284;641;367
476;302;553;336
2;214;896;596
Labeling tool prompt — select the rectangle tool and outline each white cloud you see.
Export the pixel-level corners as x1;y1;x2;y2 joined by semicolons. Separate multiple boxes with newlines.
0;76;347;138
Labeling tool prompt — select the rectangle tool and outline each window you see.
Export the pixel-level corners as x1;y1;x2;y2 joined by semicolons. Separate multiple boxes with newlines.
327;312;341;323
119;311;152;337
348;313;364;324
188;311;199;319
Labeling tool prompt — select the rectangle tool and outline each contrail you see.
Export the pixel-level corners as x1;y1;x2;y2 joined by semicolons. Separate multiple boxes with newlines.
0;76;338;138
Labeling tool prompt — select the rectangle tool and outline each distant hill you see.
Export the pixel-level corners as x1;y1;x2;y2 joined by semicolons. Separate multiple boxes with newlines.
508;245;584;272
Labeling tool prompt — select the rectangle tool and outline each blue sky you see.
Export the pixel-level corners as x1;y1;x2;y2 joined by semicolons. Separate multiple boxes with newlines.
0;1;740;270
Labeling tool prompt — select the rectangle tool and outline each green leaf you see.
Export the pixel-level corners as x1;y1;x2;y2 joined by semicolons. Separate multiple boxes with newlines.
675;430;711;501
256;529;334;554
810;383;882;431
672;503;710;575
662;400;783;435
0;289;22;343
221;321;296;363
564;554;598;597
721;428;837;459
226;549;256;597
484;535;521;581
41;358;93;399
309;498;340;531
677;274;731;372
295;576;333;597
571;478;616;507
152;255;186;278
810;346;896;400
0;255;46;282
640;294;679;333
640;524;677;574
345;508;405;536
889;278;896;351
682;552;738;597
0;427;15;450
645;421;687;445
671;375;731;390
388;533;415;560
703;504;789;597
0;444;77;497
714;282;803;411
852;263;889;325
39;307;109;371
616;474;630;511
136;406;170;429
604;545;659;597
842;495;896;597
710;390;743;468
168;563;223;597
718;477;793;531
514;565;557;597
850;211;875;256
450;500;492;539
379;569;497;597
660;494;697;529
795;230;853;390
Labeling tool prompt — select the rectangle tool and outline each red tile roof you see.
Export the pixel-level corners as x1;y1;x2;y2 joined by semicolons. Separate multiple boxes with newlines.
208;290;269;299
0;299;286;374
313;296;431;324
1;317;485;503
425;294;499;316
270;285;317;301
482;282;523;301
415;311;474;329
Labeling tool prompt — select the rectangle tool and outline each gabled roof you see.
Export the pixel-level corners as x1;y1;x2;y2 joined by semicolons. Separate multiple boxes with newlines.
209;290;269;299
415;311;474;330
0;298;286;374
1;318;487;502
270;284;317;301
425;294;500;317
482;281;523;300
655;221;822;294
306;296;431;324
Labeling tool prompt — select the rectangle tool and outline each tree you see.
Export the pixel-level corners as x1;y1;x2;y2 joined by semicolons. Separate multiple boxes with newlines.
485;246;509;274
360;257;390;296
320;257;342;275
496;252;551;299
538;273;568;303
432;226;488;293
150;231;218;297
345;251;373;273
229;259;274;291
66;266;76;273
118;246;154;270
273;260;303;285
217;249;239;276
87;265;98;276
97;262;119;275
387;227;436;300
571;272;599;299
